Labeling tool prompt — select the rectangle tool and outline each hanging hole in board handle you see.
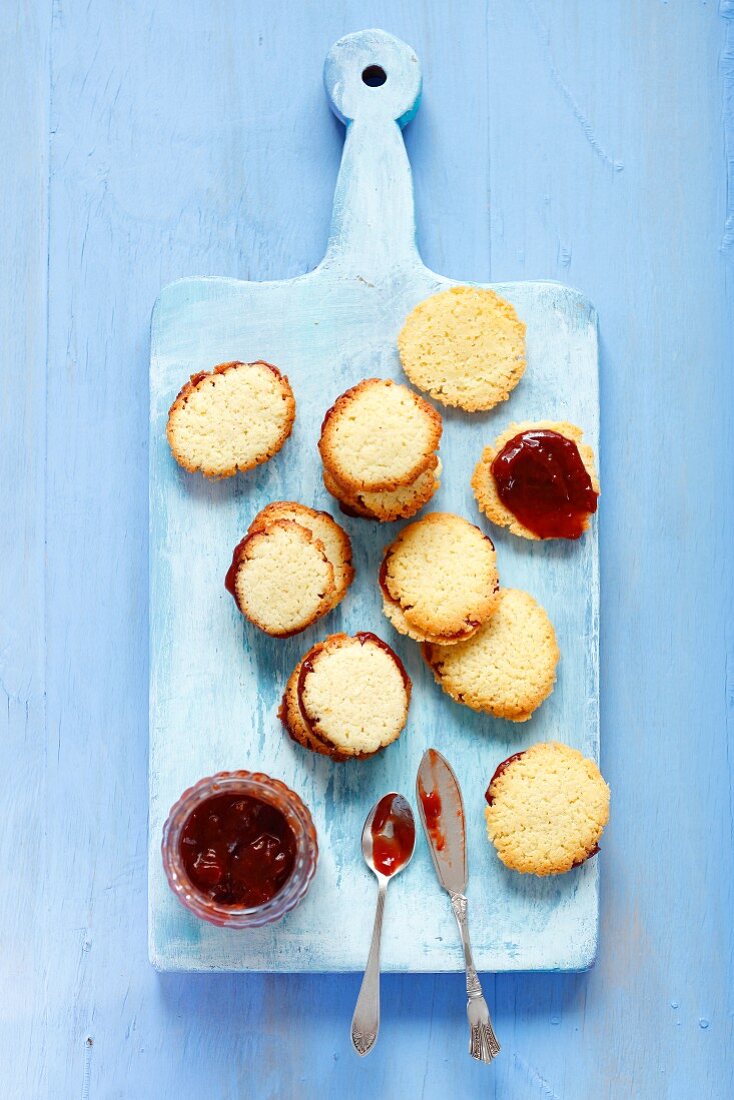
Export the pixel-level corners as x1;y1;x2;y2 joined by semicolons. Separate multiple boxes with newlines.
324;29;422;128
362;65;387;87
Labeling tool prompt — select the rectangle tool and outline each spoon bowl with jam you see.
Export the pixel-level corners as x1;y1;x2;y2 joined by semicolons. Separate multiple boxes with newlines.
350;792;416;1056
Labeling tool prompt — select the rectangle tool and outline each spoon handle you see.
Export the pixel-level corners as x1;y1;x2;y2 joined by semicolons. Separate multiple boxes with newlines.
351;878;387;1056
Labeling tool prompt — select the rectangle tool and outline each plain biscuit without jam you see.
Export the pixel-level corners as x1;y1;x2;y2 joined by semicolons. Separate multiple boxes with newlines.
398;286;526;412
167;360;295;478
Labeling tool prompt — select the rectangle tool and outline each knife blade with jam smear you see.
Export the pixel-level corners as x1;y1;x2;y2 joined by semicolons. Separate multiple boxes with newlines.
416;748;500;1064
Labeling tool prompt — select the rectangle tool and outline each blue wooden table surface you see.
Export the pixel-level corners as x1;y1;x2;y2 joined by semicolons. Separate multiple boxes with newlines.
2;1;732;1097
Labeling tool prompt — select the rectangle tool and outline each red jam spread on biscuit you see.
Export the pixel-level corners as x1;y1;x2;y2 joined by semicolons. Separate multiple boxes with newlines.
370;793;414;876
490;429;598;539
179;793;296;907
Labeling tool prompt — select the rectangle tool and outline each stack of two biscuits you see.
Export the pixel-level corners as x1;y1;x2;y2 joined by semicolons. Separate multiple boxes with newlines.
380;512;559;723
318;378;442;522
280;632;412;761
225;502;354;637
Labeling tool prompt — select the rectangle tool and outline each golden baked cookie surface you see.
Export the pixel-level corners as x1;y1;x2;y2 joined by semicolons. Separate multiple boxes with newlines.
226;519;334;636
248;501;354;606
422;587;559;720
398;286;526;411
167;360;295;478
318;377;442;492
380;512;499;639
297;632;411;757
484;742;610;875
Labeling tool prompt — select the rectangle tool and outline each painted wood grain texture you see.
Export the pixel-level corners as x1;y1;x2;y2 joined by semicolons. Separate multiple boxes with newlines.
149;28;600;975
2;0;732;1096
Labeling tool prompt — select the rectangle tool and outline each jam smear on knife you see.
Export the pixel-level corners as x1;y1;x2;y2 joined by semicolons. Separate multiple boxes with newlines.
418;781;445;852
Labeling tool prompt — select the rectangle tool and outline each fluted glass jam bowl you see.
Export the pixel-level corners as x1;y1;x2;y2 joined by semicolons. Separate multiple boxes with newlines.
161;770;318;929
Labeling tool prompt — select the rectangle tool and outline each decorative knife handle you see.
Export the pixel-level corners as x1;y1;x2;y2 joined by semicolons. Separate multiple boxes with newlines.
351;880;387;1056
450;892;501;1064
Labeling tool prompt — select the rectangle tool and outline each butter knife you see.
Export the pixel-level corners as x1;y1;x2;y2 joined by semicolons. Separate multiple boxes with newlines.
416;748;500;1064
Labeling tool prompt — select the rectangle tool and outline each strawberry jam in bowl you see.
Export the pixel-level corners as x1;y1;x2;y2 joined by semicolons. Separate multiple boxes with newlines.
162;771;318;928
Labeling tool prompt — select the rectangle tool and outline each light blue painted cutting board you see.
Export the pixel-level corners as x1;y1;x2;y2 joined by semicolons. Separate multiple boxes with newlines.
149;29;599;973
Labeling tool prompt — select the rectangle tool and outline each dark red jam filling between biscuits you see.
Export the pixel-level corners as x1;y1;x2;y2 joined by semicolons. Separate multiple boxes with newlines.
490;429;598;539
484;751;527;806
179;793;296;907
224;539;246;600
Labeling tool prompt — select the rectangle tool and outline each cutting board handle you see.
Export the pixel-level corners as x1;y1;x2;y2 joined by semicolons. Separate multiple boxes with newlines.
321;30;422;279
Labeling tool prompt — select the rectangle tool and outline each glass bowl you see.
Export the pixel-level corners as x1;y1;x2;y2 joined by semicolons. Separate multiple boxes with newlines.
161;770;318;929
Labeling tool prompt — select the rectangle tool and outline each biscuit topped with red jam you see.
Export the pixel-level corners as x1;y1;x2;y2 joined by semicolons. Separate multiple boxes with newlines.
472;420;599;540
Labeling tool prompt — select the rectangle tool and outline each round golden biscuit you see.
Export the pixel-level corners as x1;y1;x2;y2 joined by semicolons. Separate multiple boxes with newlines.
484;742;610;875
297;632;411;757
248;501;354;606
380;512;499;640
167;360;295;478
397;286;526;411
225;519;334;637
319;378;442;493
422;588;559;721
471;420;600;540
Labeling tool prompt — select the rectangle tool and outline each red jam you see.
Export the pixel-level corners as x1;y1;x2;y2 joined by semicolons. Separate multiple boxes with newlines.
490;429;598;539
179;793;296;907
418;780;445;852
370;794;415;876
484;751;526;806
